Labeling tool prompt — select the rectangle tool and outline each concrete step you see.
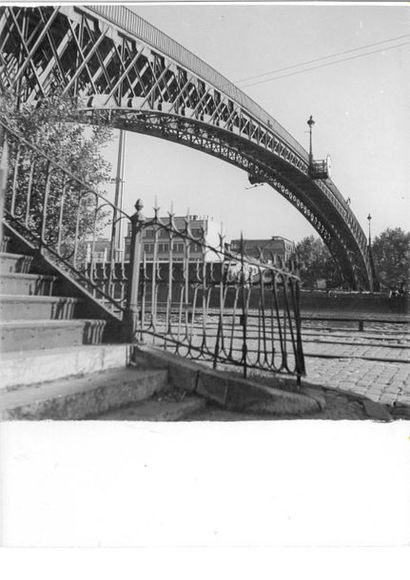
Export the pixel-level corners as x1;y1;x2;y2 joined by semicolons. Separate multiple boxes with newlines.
94;393;207;421
0;368;170;420
0;252;33;274
0;318;106;352
0;295;80;320
0;272;57;296
0;343;131;389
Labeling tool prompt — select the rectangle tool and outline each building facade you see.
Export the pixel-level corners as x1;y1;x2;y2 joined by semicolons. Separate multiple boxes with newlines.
229;236;297;270
85;238;112;263
124;214;223;262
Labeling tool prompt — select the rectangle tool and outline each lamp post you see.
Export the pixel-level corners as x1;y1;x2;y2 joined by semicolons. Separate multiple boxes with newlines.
110;129;126;262
114;129;126;256
367;213;372;247
307;115;315;166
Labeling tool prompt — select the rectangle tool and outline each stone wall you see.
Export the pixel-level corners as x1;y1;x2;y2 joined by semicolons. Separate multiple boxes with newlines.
300;291;409;314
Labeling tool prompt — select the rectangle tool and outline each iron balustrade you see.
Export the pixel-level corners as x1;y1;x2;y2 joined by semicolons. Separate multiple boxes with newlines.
120;205;306;382
0;118;131;318
0;120;305;382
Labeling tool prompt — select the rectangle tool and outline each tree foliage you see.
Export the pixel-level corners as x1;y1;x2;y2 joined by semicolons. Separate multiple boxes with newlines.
1;90;112;186
296;229;410;292
0;90;113;264
296;236;342;289
372;227;410;290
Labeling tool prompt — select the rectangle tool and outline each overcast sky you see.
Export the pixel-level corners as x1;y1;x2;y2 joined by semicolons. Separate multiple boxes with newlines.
102;2;409;243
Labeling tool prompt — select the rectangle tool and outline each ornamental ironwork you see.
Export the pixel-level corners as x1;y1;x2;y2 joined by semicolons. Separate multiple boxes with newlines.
0;5;374;290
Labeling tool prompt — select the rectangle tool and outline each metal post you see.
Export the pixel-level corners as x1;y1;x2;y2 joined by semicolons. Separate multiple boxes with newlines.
110;129;126;263
113;129;126;258
123;199;145;342
239;233;248;378
213;232;225;370
367;213;372;247
40;161;51;251
0;128;9;246
366;212;379;292
307;115;315;166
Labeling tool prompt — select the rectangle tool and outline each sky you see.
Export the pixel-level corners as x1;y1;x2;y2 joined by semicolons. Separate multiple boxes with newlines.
101;2;410;243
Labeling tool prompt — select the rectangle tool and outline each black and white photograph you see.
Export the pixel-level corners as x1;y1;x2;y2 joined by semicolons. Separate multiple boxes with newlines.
0;0;409;569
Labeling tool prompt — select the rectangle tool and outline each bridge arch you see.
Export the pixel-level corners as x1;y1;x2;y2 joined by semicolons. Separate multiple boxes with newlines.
0;4;374;289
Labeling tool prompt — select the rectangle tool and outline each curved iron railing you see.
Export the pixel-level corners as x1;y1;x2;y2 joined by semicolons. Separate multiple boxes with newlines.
0;118;305;381
85;5;371;282
0;118;131;316
97;205;306;381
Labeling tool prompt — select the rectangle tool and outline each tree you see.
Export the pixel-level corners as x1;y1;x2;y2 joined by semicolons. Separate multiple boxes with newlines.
0;90;112;186
296;236;342;289
0;90;113;265
371;228;410;290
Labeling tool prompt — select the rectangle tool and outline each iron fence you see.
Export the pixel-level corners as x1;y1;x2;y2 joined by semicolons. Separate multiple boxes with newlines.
107;205;306;381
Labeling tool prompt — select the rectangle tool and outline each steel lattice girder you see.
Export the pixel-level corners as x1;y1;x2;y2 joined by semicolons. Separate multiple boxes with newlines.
0;5;373;289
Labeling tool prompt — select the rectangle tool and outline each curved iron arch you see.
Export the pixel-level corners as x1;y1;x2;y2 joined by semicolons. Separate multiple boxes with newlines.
0;4;374;289
84;108;371;290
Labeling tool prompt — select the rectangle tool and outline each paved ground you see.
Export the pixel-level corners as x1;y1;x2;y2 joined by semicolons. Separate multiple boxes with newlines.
106;317;410;422
190;318;410;421
304;356;410;406
300;322;410;407
211;320;410;408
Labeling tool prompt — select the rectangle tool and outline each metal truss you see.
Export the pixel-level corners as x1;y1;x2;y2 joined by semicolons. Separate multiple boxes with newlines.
0;5;374;289
90;109;371;290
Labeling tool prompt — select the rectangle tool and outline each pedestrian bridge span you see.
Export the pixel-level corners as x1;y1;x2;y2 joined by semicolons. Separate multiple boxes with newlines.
0;4;374;289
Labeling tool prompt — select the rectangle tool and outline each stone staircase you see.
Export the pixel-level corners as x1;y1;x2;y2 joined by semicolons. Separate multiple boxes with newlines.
0;233;206;420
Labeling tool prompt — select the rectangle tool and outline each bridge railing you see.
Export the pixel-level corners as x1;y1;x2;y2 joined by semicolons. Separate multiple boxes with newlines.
0;118;305;382
0;118;131;317
0;5;371;289
91;204;306;382
85;5;370;272
85;5;309;162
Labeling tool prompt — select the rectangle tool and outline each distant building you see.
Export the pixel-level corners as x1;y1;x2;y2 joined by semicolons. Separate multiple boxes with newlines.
124;214;223;262
85;238;112;263
229;236;297;270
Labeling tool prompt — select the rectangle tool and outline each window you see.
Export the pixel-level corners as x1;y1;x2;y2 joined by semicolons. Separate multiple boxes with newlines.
173;243;184;253
94;251;107;262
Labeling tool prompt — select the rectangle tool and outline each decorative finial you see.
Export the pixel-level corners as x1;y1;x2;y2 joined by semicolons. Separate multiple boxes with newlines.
307;115;315;127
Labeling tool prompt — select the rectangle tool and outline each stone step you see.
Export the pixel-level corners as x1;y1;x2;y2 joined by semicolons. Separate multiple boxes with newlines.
0;295;80;320
94;393;207;421
0;272;57;296
0;318;106;352
0;343;131;389
0;252;33;274
0;368;170;420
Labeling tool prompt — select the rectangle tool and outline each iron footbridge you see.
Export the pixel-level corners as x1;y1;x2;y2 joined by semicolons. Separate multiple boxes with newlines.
0;5;374;290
